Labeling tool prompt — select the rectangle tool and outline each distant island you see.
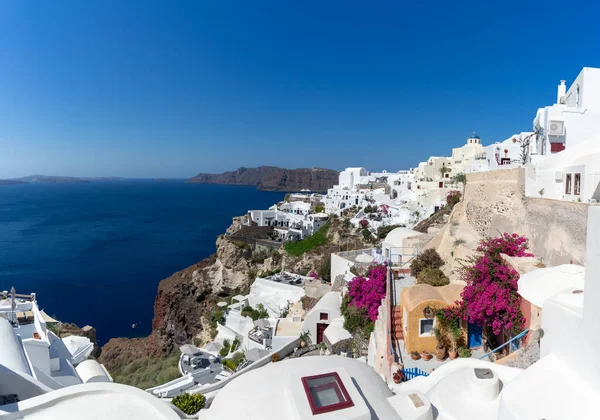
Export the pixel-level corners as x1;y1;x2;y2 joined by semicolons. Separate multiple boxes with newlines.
186;166;339;192
0;175;124;184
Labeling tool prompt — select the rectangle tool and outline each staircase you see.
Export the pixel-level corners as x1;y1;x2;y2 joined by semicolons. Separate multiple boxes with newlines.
392;306;403;340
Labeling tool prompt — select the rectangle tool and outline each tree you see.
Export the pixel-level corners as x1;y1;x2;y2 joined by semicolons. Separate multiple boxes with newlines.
417;268;450;286
439;166;451;177
410;249;444;278
538;188;545;198
315;204;325;213
346;265;386;321
514;130;539;165
446;190;462;209
449;233;533;336
452;172;467;186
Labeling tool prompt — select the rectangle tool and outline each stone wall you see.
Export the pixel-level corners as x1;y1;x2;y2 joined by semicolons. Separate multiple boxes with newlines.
463;168;590;265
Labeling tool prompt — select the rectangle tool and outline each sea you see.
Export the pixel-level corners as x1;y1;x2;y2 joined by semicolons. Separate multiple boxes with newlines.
0;180;284;344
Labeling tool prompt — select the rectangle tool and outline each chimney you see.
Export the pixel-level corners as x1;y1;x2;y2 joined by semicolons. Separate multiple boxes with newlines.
583;206;600;342
557;80;567;104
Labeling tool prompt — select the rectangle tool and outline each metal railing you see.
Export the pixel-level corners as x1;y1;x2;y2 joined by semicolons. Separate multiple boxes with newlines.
479;329;529;360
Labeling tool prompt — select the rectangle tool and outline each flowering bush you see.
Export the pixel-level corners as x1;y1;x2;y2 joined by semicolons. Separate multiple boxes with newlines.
379;204;389;215
359;219;369;229
446;190;462;209
347;264;386;321
308;270;319;279
450;233;533;336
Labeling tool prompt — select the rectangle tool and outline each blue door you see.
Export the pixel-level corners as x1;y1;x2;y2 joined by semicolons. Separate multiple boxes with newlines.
468;323;482;348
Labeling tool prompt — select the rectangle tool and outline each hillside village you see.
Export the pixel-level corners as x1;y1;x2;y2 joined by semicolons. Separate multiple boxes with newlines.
3;67;600;419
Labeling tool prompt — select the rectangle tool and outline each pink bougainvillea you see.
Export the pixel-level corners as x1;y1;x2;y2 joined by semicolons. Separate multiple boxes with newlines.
450;233;533;336
347;264;387;321
379;204;390;215
308;270;319;279
359;219;369;229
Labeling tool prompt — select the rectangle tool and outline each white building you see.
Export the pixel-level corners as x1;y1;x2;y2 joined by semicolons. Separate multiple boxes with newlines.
0;290;111;391
525;134;600;202
451;133;488;174
301;292;341;345
338;167;367;190
247;205;328;242
534;67;600;157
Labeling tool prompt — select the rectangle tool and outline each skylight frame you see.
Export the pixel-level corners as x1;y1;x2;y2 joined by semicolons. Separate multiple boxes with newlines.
301;372;355;415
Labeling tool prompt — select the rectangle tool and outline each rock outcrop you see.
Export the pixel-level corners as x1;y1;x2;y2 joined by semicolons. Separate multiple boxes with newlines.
99;215;369;384
425;168;589;282
186;166;339;193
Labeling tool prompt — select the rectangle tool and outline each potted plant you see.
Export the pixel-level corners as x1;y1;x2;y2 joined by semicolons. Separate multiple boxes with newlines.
410;351;421;361
433;327;446;360
299;331;311;348
392;368;404;384
458;347;471;358
448;325;462;360
422;350;433;361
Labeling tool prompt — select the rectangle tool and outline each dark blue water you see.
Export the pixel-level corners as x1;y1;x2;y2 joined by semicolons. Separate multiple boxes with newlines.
0;181;284;344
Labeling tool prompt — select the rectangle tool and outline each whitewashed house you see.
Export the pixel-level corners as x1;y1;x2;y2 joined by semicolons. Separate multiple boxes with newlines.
534;67;600;157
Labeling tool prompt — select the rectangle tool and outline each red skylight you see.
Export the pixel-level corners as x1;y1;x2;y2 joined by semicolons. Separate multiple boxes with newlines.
301;372;354;415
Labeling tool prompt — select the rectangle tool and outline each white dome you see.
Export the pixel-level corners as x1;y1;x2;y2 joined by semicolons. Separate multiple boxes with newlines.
384;227;420;247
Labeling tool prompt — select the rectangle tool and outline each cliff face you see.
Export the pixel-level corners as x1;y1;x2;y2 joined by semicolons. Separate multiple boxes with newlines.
186;166;339;192
425;168;589;282
99;216;369;385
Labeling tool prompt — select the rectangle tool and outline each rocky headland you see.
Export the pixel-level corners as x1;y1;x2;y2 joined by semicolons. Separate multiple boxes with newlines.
99;214;369;387
186;166;339;192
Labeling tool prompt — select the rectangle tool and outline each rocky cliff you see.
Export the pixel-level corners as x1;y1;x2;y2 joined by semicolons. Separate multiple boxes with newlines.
186;166;339;192
99;216;368;384
425;168;589;282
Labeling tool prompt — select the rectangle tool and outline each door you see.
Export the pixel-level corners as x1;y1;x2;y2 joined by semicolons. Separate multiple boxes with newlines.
316;323;328;344
468;323;482;348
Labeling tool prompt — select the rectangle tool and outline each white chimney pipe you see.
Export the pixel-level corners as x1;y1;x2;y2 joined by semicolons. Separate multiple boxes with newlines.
557;80;567;104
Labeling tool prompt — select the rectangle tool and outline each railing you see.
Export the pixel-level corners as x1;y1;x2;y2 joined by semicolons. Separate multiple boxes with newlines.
479;329;529;360
401;367;429;381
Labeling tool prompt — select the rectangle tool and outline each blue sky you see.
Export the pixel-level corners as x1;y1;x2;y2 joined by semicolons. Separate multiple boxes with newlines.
1;1;599;178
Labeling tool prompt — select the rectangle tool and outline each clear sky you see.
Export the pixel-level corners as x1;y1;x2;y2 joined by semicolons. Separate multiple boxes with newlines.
1;1;599;178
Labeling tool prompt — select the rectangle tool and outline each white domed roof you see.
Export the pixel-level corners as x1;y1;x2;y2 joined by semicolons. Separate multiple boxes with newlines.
384;227;420;247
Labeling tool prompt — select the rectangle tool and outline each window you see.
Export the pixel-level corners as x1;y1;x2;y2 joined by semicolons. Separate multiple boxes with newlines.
566;173;572;194
301;372;354;415
419;319;435;336
320;313;328;321
576;85;580;107
574;173;581;195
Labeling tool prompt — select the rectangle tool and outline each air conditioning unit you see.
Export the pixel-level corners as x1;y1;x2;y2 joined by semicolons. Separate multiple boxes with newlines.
548;120;565;136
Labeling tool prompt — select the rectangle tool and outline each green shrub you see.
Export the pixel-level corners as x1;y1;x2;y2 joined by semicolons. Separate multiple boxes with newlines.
108;351;181;390
410;249;444;278
219;339;231;357
231;337;240;352
222;351;245;371
341;293;374;339
172;393;206;415
210;309;224;328
416;268;450;287
284;223;330;256
458;347;472;358
377;224;402;239
315;204;325;213
317;256;331;282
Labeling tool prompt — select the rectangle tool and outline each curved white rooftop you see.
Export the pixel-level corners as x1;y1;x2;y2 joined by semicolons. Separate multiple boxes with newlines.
307;291;340;315
383;227;421;247
518;264;584;307
0;382;181;419
0;317;31;376
202;356;402;419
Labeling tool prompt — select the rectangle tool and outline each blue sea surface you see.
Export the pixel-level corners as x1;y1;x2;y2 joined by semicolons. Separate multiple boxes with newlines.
0;181;284;344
